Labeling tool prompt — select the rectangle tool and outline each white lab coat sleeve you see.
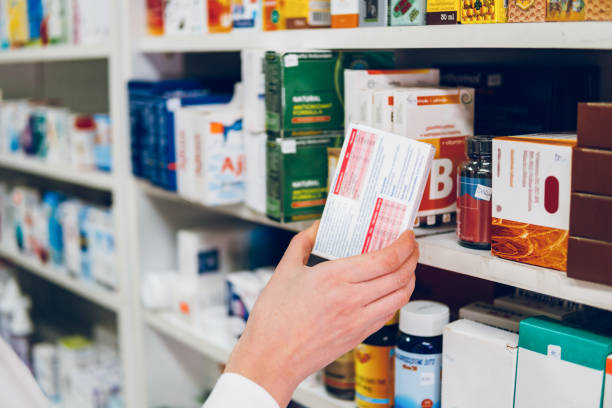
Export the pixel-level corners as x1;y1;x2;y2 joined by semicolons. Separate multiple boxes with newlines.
0;337;50;407
203;373;280;408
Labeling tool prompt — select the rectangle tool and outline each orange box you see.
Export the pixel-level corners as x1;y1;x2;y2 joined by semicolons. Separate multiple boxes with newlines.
508;0;547;22
208;0;233;32
585;0;612;20
461;0;508;23
262;0;286;30
546;0;585;21
331;0;359;27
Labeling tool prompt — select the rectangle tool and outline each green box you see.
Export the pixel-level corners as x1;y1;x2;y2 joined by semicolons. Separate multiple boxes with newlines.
389;0;426;26
264;50;394;139
266;135;343;222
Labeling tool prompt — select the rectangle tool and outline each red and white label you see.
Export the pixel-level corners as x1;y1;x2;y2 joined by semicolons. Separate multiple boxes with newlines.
334;128;377;200
362;198;407;253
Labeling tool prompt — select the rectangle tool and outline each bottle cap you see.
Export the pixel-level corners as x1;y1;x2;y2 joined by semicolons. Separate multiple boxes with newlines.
399;301;450;337
467;136;493;157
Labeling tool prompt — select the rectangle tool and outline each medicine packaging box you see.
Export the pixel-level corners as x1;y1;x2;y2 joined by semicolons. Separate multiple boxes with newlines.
514;317;612;408
493;294;579;321
572;147;612;197
232;0;260;29
283;0;331;28
442;319;518;408
331;0;359;27
311;124;434;260
208;0;233;32
577;103;612;150
491;134;576;271
372;89;394;132
358;0;388;26
389;0;426;25
508;0;546;22
567;236;612;286
245;132;267;214
546;0;585;21
605;356;612;407
262;0;285;29
241;49;266;133
393;87;474;221
459;301;527;333
164;0;206;34
266;134;343;222
586;0;612;20
461;0;507;23
570;193;612;243
426;0;461;24
344;68;440;128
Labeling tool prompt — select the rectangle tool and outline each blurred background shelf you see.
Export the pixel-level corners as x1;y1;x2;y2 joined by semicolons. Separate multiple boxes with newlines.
0;43;110;64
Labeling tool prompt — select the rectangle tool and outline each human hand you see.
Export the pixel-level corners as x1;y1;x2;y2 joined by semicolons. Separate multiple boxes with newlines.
224;221;419;407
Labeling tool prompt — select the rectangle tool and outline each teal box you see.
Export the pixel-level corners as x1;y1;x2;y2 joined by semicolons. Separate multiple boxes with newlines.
389;0;426;26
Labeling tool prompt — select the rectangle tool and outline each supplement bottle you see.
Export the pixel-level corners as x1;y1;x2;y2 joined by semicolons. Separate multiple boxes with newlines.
324;350;355;400
457;135;493;249
355;313;398;408
395;301;449;408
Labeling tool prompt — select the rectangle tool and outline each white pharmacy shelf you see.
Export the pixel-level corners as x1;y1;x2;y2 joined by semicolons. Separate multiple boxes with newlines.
418;232;612;312
0;43;110;64
0;154;114;191
144;311;353;408
139;22;612;52
0;247;119;311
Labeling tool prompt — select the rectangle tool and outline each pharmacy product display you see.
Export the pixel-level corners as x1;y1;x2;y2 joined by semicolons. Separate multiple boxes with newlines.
458;301;526;332
324;350;355;400
0;100;112;172
0;0;110;50
0;182;116;289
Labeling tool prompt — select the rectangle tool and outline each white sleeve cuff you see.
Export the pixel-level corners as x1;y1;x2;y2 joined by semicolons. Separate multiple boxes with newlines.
203;373;280;408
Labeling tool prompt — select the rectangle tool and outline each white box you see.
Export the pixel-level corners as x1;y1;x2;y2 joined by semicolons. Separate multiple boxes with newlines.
232;0;260;29
312;124;434;260
344;69;440;128
372;89;394;132
331;0;358;27
241;49;266;133
442;319;518;408
164;0;207;34
245;132;267;214
494;294;580;321
459;301;528;333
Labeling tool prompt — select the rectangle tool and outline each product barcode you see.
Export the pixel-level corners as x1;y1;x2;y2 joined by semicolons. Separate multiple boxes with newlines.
310;11;331;25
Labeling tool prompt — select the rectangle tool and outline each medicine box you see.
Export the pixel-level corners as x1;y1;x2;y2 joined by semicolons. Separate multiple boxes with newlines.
331;0;359;27
241;49;266;133
508;0;546;22
514;317;612;408
459;301;527;333
245;132;267;214
605;355;612;407
577;103;612;150
570;193;612;243
208;0;233;32
572;147;612;197
567;236;612;286
442;319;518;408
494;293;580;321
393;87;474;220
262;0;285;30
491;134;576;271
311;124;434;260
586;0;612;20
344;68;440;128
426;0;460;24
232;0;260;29
372;90;394;132
358;0;388;26
389;0;426;26
283;0;331;28
164;0;206;34
266;135;343;222
461;0;507;23
546;0;585;21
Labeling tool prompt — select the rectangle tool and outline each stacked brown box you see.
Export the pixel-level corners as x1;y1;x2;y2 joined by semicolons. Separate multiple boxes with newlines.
568;103;612;286
585;0;612;21
508;0;547;22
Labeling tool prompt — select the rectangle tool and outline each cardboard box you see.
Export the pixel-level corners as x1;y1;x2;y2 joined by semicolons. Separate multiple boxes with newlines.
572;147;612;197
393;87;474;221
546;0;585;21
266;135;343;222
311;124;434;260
284;0;331;28
586;0;612;20
577;103;612;150
245;132;267;214
389;0;426;25
461;0;507;23
570;193;612;243
372;90;394;132
331;0;359;27
491;135;576;271
426;0;460;24
567;236;612;286
514;317;612;408
241;49;266;133
442;319;518;408
508;0;546;22
208;0;233;32
459;301;527;333
494;294;580;321
605;356;612;407
359;0;388;26
344;69;440;128
232;0;260;29
262;0;285;30
164;0;206;34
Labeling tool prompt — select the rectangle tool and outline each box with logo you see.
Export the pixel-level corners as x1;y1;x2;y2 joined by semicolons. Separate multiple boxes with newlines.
546;0;585;21
266;135;343;222
389;0;426;25
508;0;546;22
426;0;460;24
393;87;474;226
514;317;612;408
570;193;612;243
262;0;286;30
232;0;260;29
491;134;576;271
461;0;507;23
331;0;359;27
283;0;331;28
358;0;388;26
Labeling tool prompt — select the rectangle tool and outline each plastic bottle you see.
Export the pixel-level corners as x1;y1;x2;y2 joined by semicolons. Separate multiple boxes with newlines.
10;295;33;370
456;136;493;249
395;301;450;408
355;313;398;408
324;350;355;400
0;278;20;341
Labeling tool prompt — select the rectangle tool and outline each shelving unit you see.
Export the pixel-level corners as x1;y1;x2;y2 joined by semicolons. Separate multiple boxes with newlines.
0;43;110;64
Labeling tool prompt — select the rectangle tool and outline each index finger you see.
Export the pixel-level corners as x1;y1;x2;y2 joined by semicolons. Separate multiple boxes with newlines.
319;229;417;283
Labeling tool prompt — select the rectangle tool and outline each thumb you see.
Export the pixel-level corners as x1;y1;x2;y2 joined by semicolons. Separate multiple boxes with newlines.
279;221;320;267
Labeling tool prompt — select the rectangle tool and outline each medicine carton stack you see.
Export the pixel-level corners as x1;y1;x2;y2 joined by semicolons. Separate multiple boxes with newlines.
0;182;116;290
0;0;110;50
0;100;112;172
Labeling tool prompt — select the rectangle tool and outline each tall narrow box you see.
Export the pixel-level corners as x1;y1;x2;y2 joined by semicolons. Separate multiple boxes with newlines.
442;319;518;408
508;0;546;22
426;0;460;24
389;0;426;25
358;0;388;26
331;0;359;27
514;317;612;408
605;355;612;407
491;134;576;271
546;0;585;21
577;103;612;150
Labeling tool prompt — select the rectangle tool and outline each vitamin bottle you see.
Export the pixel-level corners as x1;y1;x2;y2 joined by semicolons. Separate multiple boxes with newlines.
324;350;355;400
395;301;449;408
355;313;398;408
457;135;493;249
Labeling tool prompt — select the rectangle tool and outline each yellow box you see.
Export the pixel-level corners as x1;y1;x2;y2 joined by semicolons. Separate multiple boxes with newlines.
284;0;331;29
263;0;286;30
427;0;461;24
461;0;508;23
585;0;612;21
508;0;547;22
546;0;585;21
